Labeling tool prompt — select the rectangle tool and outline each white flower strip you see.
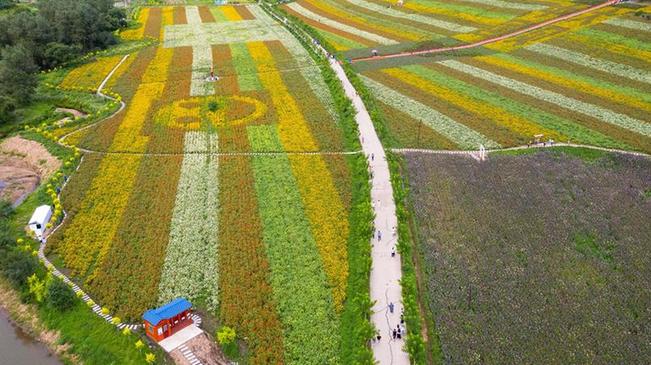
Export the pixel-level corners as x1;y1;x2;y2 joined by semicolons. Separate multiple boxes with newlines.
603;18;651;32
361;75;499;149
254;5;339;120
526;43;651;85
164;20;278;48
158;131;220;310
439;60;651;137
186;6;215;96
346;0;476;32
454;0;546;11
286;2;399;45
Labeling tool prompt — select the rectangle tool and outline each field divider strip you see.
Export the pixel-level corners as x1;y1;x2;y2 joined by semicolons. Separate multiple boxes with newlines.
392;143;651;158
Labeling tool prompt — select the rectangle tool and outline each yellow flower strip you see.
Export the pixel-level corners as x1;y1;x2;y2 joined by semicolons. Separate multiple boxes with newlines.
286;156;350;311
59;47;172;282
248;41;349;311
475;54;651;114
58;154;142;280
221;6;243;21
60;56;123;90
383;67;563;141
247;41;316;151
160;6;175;39
120;8;149;40
389;0;504;26
304;0;423;41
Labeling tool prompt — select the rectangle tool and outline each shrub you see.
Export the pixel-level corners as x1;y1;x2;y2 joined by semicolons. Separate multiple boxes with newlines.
46;278;76;311
1;250;38;288
216;326;236;345
28;273;47;303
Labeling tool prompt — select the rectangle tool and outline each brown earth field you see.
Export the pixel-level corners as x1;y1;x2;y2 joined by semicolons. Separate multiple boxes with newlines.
0;137;61;206
403;148;651;364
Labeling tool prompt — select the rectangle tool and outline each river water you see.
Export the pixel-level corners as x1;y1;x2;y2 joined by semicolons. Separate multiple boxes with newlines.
0;308;61;365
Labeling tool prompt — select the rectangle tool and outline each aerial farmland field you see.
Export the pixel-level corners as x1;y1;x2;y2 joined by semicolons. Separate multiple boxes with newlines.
285;0;651;153
1;0;650;364
45;4;369;364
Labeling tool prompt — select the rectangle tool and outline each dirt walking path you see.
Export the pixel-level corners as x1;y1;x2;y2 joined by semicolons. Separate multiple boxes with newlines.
351;0;620;63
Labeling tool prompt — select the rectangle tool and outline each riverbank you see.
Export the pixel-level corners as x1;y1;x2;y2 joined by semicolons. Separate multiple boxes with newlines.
0;277;76;364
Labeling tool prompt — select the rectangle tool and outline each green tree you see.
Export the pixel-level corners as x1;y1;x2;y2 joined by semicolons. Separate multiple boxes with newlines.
1;250;38;288
0;44;38;104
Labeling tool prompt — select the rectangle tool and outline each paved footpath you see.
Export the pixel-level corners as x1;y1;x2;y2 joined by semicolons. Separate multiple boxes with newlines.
327;57;410;364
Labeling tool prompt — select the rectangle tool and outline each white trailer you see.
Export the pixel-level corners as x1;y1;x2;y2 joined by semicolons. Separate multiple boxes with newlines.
28;205;52;239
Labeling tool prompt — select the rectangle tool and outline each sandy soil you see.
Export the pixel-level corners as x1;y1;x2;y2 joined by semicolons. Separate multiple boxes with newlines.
0;136;61;206
169;333;229;365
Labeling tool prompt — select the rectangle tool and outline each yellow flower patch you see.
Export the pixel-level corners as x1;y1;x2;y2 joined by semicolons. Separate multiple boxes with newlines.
57;45;173;280
120;8;150;40
60;56;123;91
475;55;651;114
247;41;317;152
288;155;349;312
383;67;563;141
155;95;267;130
221;6;243;21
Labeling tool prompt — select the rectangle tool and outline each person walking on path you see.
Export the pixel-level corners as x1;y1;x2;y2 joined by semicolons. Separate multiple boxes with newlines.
391;246;396;257
389;302;394;314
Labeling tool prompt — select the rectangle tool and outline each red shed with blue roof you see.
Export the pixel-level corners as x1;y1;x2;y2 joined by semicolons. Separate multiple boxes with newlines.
143;298;194;342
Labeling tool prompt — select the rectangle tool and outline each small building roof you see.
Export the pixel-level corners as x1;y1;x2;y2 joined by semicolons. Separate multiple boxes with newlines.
143;298;192;326
29;205;52;225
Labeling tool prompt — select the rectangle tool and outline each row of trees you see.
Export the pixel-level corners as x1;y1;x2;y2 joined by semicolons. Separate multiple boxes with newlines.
0;0;127;122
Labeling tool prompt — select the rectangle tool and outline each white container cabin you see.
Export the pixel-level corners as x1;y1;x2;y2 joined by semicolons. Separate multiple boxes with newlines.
28;205;52;239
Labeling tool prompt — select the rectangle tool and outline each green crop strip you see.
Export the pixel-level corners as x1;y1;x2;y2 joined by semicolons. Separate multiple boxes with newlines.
230;42;263;91
247;125;340;364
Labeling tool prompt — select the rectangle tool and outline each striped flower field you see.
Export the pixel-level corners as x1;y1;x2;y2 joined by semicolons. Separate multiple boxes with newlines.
282;0;590;52
46;4;365;364
355;9;651;153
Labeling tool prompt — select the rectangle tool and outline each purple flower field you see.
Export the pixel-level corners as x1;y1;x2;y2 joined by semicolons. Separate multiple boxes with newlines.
405;149;651;364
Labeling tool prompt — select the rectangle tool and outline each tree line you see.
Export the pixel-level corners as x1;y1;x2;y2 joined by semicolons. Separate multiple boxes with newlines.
0;0;127;122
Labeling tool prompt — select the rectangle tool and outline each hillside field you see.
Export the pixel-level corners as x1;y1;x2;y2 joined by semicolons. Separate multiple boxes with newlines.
285;0;651;154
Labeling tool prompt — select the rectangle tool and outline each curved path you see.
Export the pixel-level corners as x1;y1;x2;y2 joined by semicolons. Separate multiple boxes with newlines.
351;0;620;63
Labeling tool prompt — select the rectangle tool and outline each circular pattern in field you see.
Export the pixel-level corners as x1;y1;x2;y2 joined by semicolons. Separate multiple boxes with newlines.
155;95;267;130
